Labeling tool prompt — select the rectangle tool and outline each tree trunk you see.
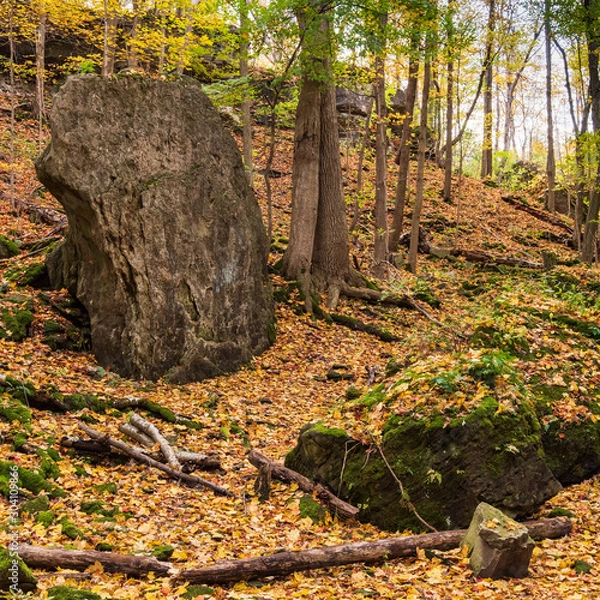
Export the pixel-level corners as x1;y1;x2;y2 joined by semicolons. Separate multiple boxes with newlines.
408;59;432;274
373;13;389;276
545;0;556;213
443;0;454;203
240;0;253;186
8;1;16;211
390;55;419;250
35;10;46;148
481;0;495;179
127;0;140;69
582;0;600;263
283;3;349;300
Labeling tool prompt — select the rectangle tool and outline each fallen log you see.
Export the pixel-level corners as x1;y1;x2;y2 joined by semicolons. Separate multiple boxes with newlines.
16;518;571;584
78;422;233;497
247;450;359;520
176;517;572;584
17;545;173;578
450;249;542;269
501;195;573;234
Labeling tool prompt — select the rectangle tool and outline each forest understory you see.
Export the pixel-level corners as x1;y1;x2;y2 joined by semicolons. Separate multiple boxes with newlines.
1;93;600;600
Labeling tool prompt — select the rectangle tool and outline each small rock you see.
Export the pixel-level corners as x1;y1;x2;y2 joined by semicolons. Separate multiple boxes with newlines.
462;502;534;579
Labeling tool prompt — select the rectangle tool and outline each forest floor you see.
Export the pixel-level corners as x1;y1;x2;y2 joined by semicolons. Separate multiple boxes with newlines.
1;96;600;600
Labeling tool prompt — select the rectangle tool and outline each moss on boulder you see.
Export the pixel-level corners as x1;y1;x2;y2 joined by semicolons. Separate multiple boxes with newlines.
0;235;20;258
48;585;104;600
286;402;562;532
0;460;65;499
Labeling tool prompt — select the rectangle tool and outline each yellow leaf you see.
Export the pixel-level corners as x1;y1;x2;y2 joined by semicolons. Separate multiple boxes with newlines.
171;549;188;560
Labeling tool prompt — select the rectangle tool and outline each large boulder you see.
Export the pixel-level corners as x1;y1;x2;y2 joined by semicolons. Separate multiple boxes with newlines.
37;75;274;383
285;398;562;532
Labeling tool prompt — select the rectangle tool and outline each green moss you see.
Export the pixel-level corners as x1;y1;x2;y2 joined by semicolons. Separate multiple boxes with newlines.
1;307;34;341
307;422;349;438
20;494;50;515
355;383;387;409
60;519;86;540
94;482;117;495
35;510;56;527
95;542;113;552
17;262;48;287
298;494;327;523
0;376;36;404
573;560;592;575
80;501;120;517
182;585;217;599
150;545;174;560
47;585;104;600
267;319;277;344
345;386;363;401
0;547;37;592
0;235;20;257
0;460;65;498
142;399;176;422
11;431;29;450
0;399;32;428
547;507;575;518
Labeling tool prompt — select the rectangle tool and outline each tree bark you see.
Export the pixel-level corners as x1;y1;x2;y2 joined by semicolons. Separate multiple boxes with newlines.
373;12;389;276
283;2;349;301
247;450;359;520
408;58;432;274
35;10;46;146
443;1;454;203
582;0;600;262
481;0;495;179
545;0;556;213
240;0;253;186
390;54;419;251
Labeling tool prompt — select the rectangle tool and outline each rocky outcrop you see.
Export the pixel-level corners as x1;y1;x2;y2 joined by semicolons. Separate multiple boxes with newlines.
286;399;563;532
37;75;274;383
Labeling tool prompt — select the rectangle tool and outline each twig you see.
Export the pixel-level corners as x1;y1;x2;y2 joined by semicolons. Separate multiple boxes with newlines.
370;434;438;533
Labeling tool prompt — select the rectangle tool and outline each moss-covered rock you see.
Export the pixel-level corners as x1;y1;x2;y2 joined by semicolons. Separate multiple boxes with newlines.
0;460;65;499
35;510;56;526
60;519;86;540
0;235;20;258
17;262;51;288
47;585;104;600
20;493;50;515
286;403;561;532
0;547;37;592
298;494;327;524
0;398;32;427
0;306;34;341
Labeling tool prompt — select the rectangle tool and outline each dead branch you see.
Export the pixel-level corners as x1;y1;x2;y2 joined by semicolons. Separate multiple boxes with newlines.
247;450;359;520
501;195;574;234
78;422;233;497
129;412;181;470
450;248;543;269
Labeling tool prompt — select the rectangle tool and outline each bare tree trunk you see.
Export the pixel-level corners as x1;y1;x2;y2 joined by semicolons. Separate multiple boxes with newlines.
481;0;495;179
443;0;454;203
127;0;140;69
390;55;419;251
373;13;389;277
545;0;556;213
582;0;600;263
283;3;349;302
8;2;16;212
35;10;46;150
408;59;432;274
240;0;253;186
102;0;116;77
282;79;321;282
